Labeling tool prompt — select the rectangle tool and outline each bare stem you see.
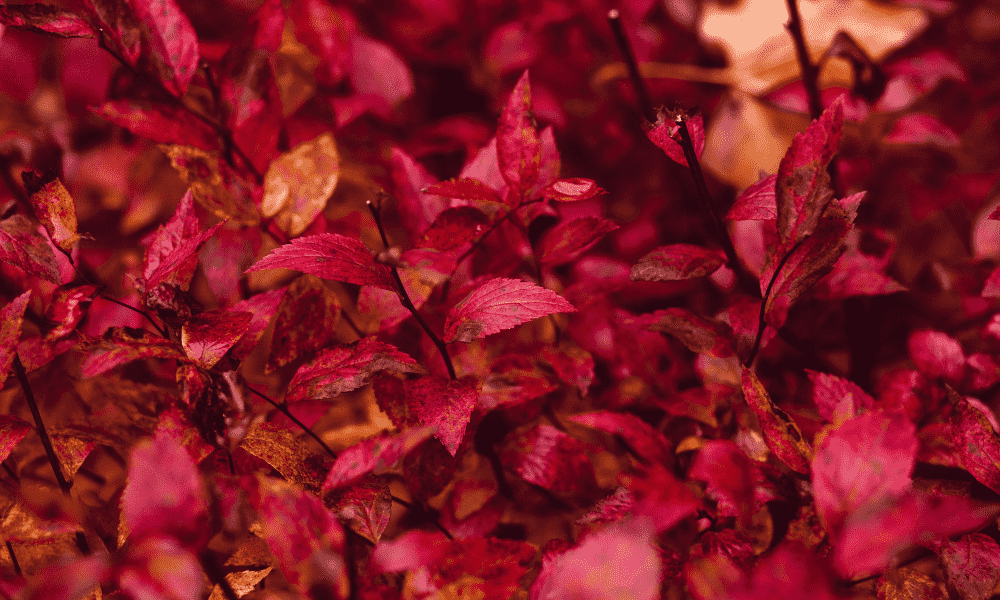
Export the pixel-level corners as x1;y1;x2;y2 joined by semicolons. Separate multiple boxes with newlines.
12;355;90;556
607;9;656;122
246;386;338;459
5;542;20;576
784;0;822;120
746;239;804;366
366;199;457;380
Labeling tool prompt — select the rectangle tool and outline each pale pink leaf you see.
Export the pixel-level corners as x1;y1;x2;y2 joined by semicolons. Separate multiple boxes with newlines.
908;329;965;382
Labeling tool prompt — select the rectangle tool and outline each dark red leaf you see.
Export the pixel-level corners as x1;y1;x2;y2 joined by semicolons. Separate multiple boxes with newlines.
687;542;838;600
569;411;672;466
422;178;505;207
245;232;397;292
405;375;480;456
0;214;63;283
285;337;423;403
543;178;606;203
538;217;618;266
128;0;199;97
629;243;725;281
418;206;491;253
0;291;31;388
805;369;875;423
644;112;705;168
443;278;575;343
949;390;1000;494
741;367;812;474
323;426;435;491
0;415;32;465
939;533;1000;600
775;95;844;244
727;174;777;221
80;327;184;378
80;0;143;66
92;100;219;151
908;329;965;382
180;309;252;369
123;431;208;547
326;475;392;544
497;70;541;198
287;0;355;85
267;275;341;373
690;441;756;518
500;424;596;495
228;287;286;361
0;4;96;37
642;307;735;357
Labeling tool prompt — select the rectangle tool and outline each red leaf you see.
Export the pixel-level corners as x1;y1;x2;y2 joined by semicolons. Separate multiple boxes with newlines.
805;370;875;423
532;517;661;600
908;330;965;382
405;375;480;456
127;0;199;97
885;113;961;147
0;214;63;283
989;204;1000;221
687;542;838;600
245;232;397;292
141;190;223;291
949;391;1000;494
500;424;597;495
690;441;756;518
644;112;705;168
0;4;95;38
123;431;208;547
180;309;252;369
348;34;414;110
285;337;423;403
44;285;98;342
443;278;575;343
497;70;541;198
569;411;672;466
0;415;32;465
543;178;606;203
371;530;450;574
629;244;725;281
228;287;286;361
538;217;618;266
642;307;735;357
80;0;142;66
248;474;348;597
940;533;1000;600
323;426;435;491
287;0;355;85
419;206;491;253
327;476;392;544
267;276;341;372
775;95;844;245
741;367;813;474
92;100;219;150
727;174;777;221
80;327;184;378
422;178;505;207
0;291;31;388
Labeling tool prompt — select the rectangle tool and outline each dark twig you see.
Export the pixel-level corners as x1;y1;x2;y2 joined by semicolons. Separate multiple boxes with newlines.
5;541;20;577
746;239;804;366
784;0;822;120
12;355;90;556
607;9;655;122
389;494;454;540
97;294;169;339
366;199;457;380
246;386;338;459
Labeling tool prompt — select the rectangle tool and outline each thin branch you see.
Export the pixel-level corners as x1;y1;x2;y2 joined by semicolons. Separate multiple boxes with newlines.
607;9;655;122
366;199;457;380
784;0;822;120
746;239;804;366
97;294;169;338
389;494;454;540
340;311;365;341
246;386;339;459
5;542;20;577
12;355;90;556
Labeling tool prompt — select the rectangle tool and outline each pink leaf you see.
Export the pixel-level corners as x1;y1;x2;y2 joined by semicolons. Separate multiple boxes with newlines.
741;367;812;474
285;337;423;403
538;217;618;266
124;431;209;547
371;530;450;574
0;215;63;283
91;100;219;150
644;112;705;168
422;178;505;207
0;4;96;37
949;391;1000;494
127;0;199;97
727;174;777;221
80;327;184;378
884;113;961;147
323;426;435;491
501;424;596;495
228;287;286;362
141;190;222;291
405;375;480;456
497;70;541;198
630;244;725;281
775;95;844;245
940;533;1000;600
908;329;965;382
569;411;672;467
0;415;32;465
0;291;31;388
245;232;397;292
349;34;414;108
444;278;575;343
690;441;756;518
543;178;606;203
805;370;875;423
180;309;252;369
